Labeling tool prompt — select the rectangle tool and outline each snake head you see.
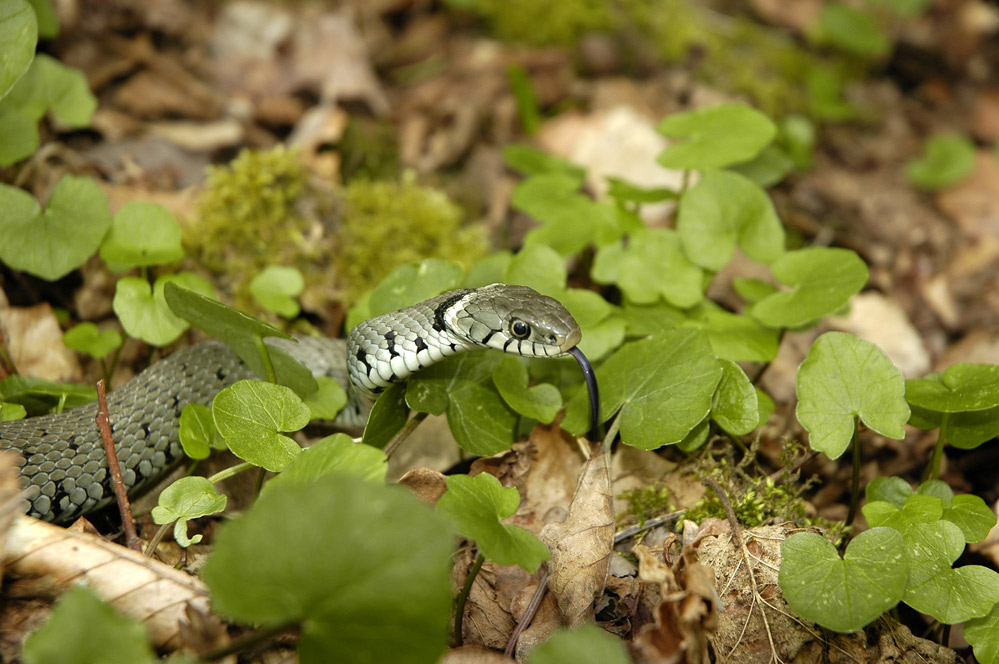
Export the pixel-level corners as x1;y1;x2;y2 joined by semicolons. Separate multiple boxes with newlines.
450;284;582;358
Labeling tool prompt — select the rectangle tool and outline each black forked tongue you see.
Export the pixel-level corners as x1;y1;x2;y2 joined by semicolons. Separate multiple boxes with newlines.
568;347;600;443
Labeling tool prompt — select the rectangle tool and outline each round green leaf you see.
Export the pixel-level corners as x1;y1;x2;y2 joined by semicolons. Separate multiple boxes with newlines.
812;3;891;58
3;53;95;126
0;176;111;280
62;322;122;359
865;475;913;506
0;106;39;165
592;228;704;307
779;528;907;633
99;201;184;270
676;170;785;271
1;401;26;420
502;144;585;182
711;359;759;436
656;103;777;170
906;134;976;191
360;381;408;449
437;473;550;572
113;272;214;346
528;625;630;664
150;476;227;547
368;258;463;318
492;356;562;424
0;0;37;100
796;332;909;459
265;433;386;491
751;247;868;327
680;301;780;363
178;403;218;460
966;602;999;664
204;477;453;664
22;587;156;664
302;375;347;422
212;379;310;472
249;265;305;319
506;243;567;295
905;363;999;414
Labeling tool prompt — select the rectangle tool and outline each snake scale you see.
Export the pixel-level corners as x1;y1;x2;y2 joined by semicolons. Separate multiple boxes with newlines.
0;284;582;523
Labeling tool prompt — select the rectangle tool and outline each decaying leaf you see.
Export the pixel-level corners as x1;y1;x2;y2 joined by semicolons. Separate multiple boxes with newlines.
539;449;614;627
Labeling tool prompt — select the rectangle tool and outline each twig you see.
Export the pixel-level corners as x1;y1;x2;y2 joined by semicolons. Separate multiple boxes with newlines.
614;511;685;544
504;568;549;658
384;411;428;458
453;551;485;646
95;379;141;551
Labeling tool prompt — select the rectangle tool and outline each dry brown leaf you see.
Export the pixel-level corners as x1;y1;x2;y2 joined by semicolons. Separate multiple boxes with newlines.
397;467;448;506
3;516;215;650
539;449;613;627
0;303;81;382
937;150;999;239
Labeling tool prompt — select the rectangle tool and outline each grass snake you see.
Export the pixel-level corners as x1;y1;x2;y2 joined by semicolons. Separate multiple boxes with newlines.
0;284;582;523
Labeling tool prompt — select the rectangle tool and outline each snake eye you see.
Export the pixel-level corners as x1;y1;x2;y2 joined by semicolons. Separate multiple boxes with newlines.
510;319;530;339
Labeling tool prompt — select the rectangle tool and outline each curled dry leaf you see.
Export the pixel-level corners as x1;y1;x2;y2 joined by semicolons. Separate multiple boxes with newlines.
3;516;215;650
397;466;448;506
539;449;614;627
0;303;82;382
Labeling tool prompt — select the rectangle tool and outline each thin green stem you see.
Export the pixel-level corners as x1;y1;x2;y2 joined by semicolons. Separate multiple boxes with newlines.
453;552;485;646
144;522;172;558
845;418;861;527
925;416;948;481
384;411;428;459
207;461;255;485
254;336;277;384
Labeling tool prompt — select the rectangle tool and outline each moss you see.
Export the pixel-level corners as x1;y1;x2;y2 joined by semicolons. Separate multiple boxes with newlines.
463;0;615;47
334;177;489;304
339;117;400;182
619;484;673;525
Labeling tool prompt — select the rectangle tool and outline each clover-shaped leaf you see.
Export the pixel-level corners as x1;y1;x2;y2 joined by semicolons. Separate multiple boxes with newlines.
750;248;868;327
905;134;976;191
62;322;122;360
656;103;776;170
0;175;110;280
796;332;909;459
680;301;780;363
2;53;95;126
493;356;562;424
711;359;759;436
906;364;999;449
99;202;184;270
865;475;914;506
204;477;453;664
265;433;386;492
676;170;784;271
564;329;722;449
151;476;227;547
903;519;999;624
249;265;304;319
437;473;550;572
779;528;907;633
862;494;943;532
592;228;704;308
506;243;567;295
212;380;310;472
114;272;214;346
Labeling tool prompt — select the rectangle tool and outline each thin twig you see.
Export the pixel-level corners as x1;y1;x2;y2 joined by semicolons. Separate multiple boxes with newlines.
95;379;141;551
614;511;685;544
384;411;428;458
453;551;485;646
504;568;549;658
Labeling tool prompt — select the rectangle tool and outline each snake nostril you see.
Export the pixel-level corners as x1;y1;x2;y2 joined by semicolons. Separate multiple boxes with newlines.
548;334;557;344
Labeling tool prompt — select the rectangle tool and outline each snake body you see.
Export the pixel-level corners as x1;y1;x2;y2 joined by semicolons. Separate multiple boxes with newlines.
0;284;580;522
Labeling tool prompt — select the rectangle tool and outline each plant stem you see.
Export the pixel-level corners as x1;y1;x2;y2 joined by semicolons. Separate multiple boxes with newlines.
925;416;948;481
845;418;861;527
254;335;277;383
601;405;625;454
384;411;428;458
453;551;485;646
207;461;255;484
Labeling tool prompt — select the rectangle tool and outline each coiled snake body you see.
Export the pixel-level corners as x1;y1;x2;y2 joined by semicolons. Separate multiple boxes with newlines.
0;285;581;523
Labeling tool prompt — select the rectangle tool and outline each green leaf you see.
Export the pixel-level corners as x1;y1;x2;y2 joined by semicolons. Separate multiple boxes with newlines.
22;586;157;664
0;401;26;420
249;265;304;319
513;174;622;255
680;301;780;363
806;63;856;121
178;403;221;460
566;329;722;449
437;473;550;572
903;519;999;624
676;170;784;271
408;351;517;456
0;374;94;414
98;202;184;270
656;103;777;170
591;228;704;308
502;144;585;182
0;104;37;164
620;299;685;337
0;0;36;100
505;243;567;295
465;251;513;288
114;272;213;346
212;380;310;472
605;177;675;205
527;625;630;664
204;477;452;664
779;528;907;633
812;2;891;58
676;417;711;451
27;0;57;38
750;247;868;327
730;144;796;187
756;387;775;427
150;476;227;547
2;53;95;126
360;382;409;449
862;494;943;532
796;332;909;459
905;134;976;191
865;475;914;507
163;282;316;396
733;277;779;304
966;602;999;664
944;494;997;544
493;356;562;423
0;176;111;280
906;364;999;413
265;433;386;491
302;375;347;422
711;359;759;436
367;258;464;318
62;322;122;360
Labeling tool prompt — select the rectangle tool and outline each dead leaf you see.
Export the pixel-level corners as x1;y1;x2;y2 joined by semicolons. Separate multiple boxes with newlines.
397;467;448;506
539;449;614;627
0;303;81;382
3;516;216;650
937;150;999;239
